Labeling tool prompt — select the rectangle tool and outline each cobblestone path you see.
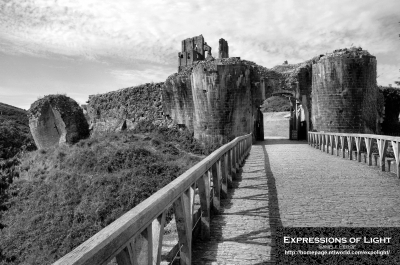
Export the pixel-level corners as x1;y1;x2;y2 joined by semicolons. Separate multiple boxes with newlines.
192;139;400;264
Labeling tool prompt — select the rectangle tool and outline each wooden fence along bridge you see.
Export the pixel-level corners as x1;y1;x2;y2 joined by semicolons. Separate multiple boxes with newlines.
53;132;400;265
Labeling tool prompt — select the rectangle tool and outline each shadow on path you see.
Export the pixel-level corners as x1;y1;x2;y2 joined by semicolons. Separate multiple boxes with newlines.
191;141;283;264
257;141;283;264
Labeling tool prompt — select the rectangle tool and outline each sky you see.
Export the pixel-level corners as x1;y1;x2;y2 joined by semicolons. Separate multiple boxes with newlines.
0;0;399;110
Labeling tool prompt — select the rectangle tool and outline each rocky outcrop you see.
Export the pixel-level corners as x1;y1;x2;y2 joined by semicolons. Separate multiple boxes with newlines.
28;95;89;149
87;83;173;133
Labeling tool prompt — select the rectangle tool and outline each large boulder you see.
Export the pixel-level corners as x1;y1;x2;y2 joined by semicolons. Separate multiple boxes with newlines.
28;95;89;149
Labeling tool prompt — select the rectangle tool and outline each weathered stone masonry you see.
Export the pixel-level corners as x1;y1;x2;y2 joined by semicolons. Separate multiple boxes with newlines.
312;48;378;133
28;95;89;149
163;55;267;144
87;83;171;133
84;37;382;144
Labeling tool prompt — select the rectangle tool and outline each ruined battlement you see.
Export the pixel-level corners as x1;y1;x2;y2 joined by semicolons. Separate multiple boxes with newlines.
218;38;229;58
178;35;229;72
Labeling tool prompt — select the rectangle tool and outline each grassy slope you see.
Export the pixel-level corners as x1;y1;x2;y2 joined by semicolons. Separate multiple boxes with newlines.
0;103;35;159
260;96;291;113
0;124;218;265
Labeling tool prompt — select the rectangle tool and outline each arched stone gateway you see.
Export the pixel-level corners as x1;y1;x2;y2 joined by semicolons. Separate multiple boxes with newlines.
28;95;89;149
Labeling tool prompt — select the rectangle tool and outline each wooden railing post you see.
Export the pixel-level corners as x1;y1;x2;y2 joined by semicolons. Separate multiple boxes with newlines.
220;157;228;199
197;173;211;240
242;140;245;160
314;133;317;148
320;134;323;150
152;211;166;265
314;134;317;148
224;152;232;188
334;135;339;156
238;141;242;165
346;136;353;160
354;137;361;162
228;148;236;181
339;136;345;158
231;147;236;180
364;137;372;166
234;146;239;176
391;140;400;178
329;135;334;155
325;134;329;154
377;139;388;171
116;224;153;265
211;164;221;213
173;188;193;265
115;241;135;265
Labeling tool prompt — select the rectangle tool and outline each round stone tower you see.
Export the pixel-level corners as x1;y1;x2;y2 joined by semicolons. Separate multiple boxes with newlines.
311;47;378;133
190;60;254;143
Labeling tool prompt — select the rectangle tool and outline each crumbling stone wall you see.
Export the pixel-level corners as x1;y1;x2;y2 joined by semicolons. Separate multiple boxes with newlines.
311;47;378;133
87;83;172;133
163;73;195;131
28;95;89;149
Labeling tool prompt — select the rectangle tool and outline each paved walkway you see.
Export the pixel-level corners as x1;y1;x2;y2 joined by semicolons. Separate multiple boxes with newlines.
191;138;400;264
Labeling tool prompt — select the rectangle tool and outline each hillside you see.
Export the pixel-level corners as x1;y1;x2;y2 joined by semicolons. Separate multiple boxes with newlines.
0;123;219;265
0;103;36;239
0;103;35;159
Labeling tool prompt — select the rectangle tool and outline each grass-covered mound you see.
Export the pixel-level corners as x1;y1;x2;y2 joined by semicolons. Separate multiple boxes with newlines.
0;125;219;265
261;96;291;112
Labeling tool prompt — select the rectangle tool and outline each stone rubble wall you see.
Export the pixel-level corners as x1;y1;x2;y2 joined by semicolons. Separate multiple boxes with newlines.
87;83;173;133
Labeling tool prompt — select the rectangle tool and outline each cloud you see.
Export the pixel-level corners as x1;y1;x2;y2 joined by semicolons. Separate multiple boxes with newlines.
378;64;400;87
1;0;399;66
0;0;399;109
109;65;175;87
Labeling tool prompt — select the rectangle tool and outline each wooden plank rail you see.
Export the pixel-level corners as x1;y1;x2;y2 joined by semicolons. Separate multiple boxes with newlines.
53;134;252;265
308;132;400;178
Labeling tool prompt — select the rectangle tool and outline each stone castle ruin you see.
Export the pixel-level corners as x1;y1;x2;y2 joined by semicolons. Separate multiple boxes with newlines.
29;35;384;147
28;95;89;149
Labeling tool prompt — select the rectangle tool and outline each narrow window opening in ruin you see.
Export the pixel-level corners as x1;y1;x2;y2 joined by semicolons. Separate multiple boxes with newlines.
187;53;191;59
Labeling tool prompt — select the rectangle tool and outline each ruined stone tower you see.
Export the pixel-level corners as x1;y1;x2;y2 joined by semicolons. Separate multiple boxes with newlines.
311;47;378;133
218;38;229;59
166;33;265;144
178;35;212;72
191;62;254;143
28;95;89;149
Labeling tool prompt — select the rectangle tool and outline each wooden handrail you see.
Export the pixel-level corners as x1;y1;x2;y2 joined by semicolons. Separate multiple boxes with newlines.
53;133;252;265
308;131;400;178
